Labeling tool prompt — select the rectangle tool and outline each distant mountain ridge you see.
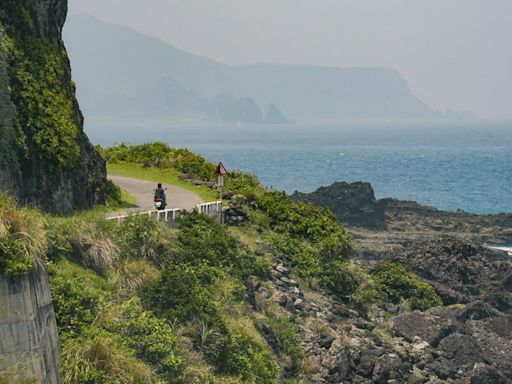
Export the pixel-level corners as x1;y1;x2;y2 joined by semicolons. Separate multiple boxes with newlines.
64;15;436;124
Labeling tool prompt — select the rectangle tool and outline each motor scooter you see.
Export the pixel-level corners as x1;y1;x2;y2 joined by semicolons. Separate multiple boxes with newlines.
154;188;167;211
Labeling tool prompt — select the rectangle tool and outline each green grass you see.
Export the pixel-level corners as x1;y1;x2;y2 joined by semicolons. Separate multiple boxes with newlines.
119;189;137;208
107;162;218;202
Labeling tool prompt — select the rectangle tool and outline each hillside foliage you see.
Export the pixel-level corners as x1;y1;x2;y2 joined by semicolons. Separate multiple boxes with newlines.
0;143;443;383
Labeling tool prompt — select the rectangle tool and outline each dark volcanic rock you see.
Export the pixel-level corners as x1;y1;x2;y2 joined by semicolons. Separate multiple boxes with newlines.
292;181;386;229
385;238;512;309
0;0;107;213
437;332;484;364
393;307;462;347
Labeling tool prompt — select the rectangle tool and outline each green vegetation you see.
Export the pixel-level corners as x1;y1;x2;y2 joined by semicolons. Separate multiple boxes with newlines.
143;212;277;381
265;317;304;366
253;191;353;284
49;259;111;340
371;262;443;311
4;32;80;169
43;204;279;383
100;142;215;180
107;162;218;202
0;193;47;276
0;142;447;382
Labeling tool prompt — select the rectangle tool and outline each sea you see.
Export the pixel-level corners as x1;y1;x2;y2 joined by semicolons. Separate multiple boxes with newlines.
89;120;512;215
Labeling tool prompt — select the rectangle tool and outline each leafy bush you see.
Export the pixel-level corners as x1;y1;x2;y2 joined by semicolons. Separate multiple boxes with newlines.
217;327;279;383
107;300;188;382
266;317;304;364
224;171;264;198
320;260;359;297
0;193;48;276
49;259;111;340
143;263;239;327
371;262;442;311
117;214;169;265
254;192;352;280
105;179;123;206
174;212;245;268
255;192;350;245
272;236;320;277
100;142;216;180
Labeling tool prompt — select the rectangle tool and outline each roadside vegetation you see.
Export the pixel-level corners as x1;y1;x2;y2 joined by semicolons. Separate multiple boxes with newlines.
100;142;218;201
0;143;443;383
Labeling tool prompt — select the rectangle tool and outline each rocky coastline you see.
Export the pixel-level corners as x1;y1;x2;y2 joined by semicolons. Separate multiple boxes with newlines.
292;181;512;259
291;181;512;383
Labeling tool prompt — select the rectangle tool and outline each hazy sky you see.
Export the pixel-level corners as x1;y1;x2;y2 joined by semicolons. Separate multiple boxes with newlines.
68;0;512;120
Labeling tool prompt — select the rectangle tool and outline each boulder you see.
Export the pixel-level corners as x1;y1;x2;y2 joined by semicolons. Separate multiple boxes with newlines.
292;181;387;229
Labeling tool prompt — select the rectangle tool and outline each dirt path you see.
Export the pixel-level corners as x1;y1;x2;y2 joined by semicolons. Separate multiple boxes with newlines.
108;175;204;214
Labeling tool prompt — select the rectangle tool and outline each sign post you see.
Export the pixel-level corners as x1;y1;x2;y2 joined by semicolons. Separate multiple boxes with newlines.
214;162;228;199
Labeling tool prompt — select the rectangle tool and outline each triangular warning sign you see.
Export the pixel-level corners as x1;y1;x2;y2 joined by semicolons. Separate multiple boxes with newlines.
214;162;228;176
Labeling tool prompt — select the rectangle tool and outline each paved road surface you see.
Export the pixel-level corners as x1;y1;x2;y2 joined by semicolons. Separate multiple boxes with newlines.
108;175;203;214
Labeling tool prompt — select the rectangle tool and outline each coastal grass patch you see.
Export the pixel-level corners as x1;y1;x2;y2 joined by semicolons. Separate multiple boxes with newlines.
107;162;218;202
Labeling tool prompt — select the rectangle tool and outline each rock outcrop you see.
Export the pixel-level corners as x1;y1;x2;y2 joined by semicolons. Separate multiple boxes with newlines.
292;181;387;229
251;249;512;383
385;238;512;310
0;0;107;213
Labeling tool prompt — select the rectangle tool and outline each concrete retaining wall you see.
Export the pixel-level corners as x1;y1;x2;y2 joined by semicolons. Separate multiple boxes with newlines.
0;269;61;383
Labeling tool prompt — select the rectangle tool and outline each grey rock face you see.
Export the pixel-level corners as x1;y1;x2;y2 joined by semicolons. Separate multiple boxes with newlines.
0;0;107;213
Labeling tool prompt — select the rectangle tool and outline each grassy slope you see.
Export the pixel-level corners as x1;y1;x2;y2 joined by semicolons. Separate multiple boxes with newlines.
107;162;218;202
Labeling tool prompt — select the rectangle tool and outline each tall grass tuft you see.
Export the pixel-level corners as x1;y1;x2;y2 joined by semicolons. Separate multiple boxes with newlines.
60;328;154;384
50;213;120;273
0;193;48;275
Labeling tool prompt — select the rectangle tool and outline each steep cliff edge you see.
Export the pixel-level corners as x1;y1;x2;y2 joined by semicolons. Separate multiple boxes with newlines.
0;0;106;213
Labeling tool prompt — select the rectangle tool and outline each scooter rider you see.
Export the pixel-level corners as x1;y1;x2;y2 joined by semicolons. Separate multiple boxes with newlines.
154;183;167;208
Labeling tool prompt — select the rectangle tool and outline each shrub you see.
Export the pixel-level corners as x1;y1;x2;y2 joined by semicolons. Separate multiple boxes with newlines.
105;179;123;206
225;171;264;198
0;193;48;276
320;260;359;298
142;263;233;327
271;236;320;277
217;327;279;383
49;259;111;339
371;262;442;311
108;300;188;383
117;214;170;265
100;142;216;180
266;317;304;364
255;192;352;278
255;192;350;245
175;212;239;269
173;148;216;180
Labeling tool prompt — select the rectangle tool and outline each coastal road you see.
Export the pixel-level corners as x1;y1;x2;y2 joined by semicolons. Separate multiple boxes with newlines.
108;175;203;214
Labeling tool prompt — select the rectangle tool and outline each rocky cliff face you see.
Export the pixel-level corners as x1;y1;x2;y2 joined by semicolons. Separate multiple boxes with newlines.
0;0;107;213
